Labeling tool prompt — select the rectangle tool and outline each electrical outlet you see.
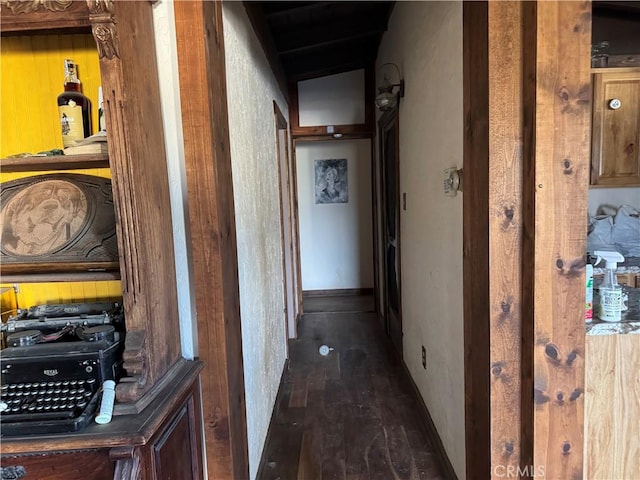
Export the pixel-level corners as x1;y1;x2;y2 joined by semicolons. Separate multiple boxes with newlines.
422;345;426;369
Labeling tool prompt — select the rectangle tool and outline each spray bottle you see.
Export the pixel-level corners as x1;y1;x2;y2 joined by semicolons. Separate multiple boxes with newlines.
594;250;625;322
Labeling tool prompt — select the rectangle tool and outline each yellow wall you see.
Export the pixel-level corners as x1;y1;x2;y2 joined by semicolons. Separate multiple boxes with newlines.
1;34;102;157
1;34;121;308
0;281;122;316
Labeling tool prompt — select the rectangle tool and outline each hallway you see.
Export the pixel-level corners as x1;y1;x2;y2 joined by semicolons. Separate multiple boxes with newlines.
257;295;450;479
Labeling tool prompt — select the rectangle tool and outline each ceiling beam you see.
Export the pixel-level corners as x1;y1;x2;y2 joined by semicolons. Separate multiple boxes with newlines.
275;15;389;56
283;45;376;79
264;1;334;20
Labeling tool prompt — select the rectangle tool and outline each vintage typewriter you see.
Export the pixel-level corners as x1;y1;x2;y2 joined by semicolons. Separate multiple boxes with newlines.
0;302;124;436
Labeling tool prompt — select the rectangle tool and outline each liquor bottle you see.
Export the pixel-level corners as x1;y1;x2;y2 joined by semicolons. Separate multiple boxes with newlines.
57;59;91;147
98;86;106;132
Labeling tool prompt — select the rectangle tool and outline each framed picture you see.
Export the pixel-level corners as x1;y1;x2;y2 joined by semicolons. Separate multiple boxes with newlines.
315;158;348;204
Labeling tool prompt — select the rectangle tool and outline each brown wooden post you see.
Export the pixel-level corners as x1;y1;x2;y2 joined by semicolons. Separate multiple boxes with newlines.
463;2;491;477
464;2;590;478
487;2;528;477
173;1;249;478
530;2;591;478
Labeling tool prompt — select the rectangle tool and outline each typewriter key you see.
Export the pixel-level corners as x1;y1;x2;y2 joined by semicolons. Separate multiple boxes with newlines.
6;330;42;347
81;325;116;342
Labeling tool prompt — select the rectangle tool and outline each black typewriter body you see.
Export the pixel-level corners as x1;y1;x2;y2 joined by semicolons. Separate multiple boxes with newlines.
0;302;124;437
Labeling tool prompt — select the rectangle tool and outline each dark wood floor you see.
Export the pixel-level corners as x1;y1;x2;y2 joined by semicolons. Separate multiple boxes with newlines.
257;295;449;480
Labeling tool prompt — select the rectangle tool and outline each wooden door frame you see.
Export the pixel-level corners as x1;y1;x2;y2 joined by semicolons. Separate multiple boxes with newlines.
289;138;305;322
274;101;301;342
463;2;590;478
377;108;402;357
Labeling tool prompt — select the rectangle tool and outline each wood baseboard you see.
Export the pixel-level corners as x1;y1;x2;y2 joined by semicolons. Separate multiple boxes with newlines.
401;361;459;480
302;288;374;298
255;359;289;478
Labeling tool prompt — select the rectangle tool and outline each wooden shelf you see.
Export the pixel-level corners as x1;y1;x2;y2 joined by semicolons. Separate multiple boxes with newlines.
1;153;109;173
1;270;121;284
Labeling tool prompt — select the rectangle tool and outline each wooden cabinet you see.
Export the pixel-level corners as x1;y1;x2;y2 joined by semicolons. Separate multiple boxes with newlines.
1;0;181;406
1;360;204;480
590;67;640;186
584;334;640;479
1;2;203;478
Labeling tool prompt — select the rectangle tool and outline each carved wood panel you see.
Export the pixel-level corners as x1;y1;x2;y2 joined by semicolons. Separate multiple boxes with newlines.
0;173;118;274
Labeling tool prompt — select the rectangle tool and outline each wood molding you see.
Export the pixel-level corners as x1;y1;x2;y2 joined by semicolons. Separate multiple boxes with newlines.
88;0;119;60
401;360;458;480
291;123;373;139
302;288;374;298
0;0;91;32
173;1;249;478
96;0;181;403
255;360;289;479
462;3;492;478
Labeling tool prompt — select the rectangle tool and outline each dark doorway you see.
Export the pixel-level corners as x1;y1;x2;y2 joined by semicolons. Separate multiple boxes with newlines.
378;110;402;357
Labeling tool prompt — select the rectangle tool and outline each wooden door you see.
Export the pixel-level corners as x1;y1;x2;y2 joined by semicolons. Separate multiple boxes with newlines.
274;102;300;341
591;68;640;186
379;110;402;357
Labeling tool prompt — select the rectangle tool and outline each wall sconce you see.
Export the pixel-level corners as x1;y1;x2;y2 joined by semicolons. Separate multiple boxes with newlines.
375;63;405;112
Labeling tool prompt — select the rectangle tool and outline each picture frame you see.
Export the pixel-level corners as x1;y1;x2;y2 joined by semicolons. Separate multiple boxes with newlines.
315;158;348;204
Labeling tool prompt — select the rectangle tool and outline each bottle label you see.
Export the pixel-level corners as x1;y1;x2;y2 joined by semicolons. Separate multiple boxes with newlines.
600;287;622;322
59;102;85;147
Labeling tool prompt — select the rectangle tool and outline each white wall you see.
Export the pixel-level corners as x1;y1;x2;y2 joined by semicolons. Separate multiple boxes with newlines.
298;70;365;126
152;1;197;359
223;3;288;478
296;140;374;291
588;186;640;215
376;2;466;478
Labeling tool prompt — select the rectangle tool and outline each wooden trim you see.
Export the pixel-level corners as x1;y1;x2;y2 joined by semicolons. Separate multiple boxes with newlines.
302;288;374;298
590;65;640;74
291;133;373;142
531;2;590;477
94;0;182;403
370;136;381;317
255;360;289;479
605;55;640;68
173;1;249;478
291;123;373;138
0;154;109;172
0;271;120;283
378;108;402;358
401;359;458;480
520;1;537;472
274;100;293;346
462;3;491;478
0;0;91;33
290;140;305;318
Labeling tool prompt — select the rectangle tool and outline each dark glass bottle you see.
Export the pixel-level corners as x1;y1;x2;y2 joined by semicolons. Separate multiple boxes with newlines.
57;59;91;147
